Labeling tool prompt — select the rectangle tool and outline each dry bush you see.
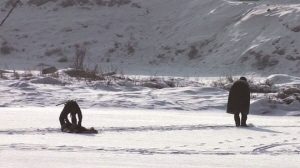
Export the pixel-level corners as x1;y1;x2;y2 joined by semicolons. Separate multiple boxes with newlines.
211;75;236;90
65;69;104;81
73;44;86;70
0;70;8;79
12;70;20;79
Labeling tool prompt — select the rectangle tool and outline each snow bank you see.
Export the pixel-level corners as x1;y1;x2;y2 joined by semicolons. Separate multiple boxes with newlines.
266;74;300;86
30;77;65;85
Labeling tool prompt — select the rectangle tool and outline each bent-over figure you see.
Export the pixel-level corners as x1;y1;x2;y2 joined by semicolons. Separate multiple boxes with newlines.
227;77;250;127
59;100;98;134
59;100;82;132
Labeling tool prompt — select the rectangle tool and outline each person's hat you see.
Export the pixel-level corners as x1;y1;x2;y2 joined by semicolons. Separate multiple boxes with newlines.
240;77;247;81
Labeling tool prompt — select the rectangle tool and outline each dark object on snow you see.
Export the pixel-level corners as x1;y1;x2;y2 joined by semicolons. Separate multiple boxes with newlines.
42;66;57;74
59;100;98;134
62;124;98;134
227;77;250;127
59;100;82;130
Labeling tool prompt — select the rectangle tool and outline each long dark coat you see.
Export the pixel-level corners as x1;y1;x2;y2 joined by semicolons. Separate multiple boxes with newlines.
226;80;250;114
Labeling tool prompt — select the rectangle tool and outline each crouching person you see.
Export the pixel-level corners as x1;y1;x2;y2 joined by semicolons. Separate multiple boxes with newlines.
59;100;97;133
227;77;250;127
59;100;82;132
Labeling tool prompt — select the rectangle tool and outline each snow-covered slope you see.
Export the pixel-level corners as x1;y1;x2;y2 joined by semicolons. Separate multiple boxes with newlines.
1;0;300;76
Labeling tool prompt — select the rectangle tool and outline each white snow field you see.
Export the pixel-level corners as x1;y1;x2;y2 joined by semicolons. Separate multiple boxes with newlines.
0;107;300;168
1;0;300;167
0;73;300;168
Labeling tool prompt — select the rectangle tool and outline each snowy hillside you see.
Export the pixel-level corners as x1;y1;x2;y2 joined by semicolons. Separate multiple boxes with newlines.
1;0;300;76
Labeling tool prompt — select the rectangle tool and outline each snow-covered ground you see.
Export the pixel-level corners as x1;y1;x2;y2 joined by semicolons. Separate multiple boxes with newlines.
1;107;300;168
0;72;299;167
1;0;300;167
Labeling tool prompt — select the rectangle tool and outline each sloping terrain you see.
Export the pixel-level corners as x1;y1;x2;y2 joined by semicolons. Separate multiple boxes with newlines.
1;0;300;76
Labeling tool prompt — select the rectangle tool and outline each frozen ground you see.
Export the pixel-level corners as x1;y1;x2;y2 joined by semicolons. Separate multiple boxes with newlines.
0;72;300;167
1;0;300;167
0;107;300;168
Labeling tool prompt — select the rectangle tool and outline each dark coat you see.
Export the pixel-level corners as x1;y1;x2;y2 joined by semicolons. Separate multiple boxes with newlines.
59;100;82;129
226;80;250;114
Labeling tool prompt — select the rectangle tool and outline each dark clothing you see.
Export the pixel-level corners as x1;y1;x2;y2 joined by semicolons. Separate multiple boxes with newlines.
59;100;82;131
227;80;250;115
234;113;247;127
227;79;250;127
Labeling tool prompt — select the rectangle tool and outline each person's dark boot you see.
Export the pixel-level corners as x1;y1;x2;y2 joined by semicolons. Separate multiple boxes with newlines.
241;114;248;127
234;114;240;127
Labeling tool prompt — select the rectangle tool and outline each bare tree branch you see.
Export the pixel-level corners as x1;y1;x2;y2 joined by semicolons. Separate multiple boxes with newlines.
0;0;21;27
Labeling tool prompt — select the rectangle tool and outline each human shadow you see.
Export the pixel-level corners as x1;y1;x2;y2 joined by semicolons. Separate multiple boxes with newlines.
242;126;282;134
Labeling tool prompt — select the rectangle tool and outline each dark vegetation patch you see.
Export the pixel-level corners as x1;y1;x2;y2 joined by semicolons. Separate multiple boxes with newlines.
65;69;105;80
272;48;285;55
244;50;279;70
28;0;57;6
188;45;199;59
286;55;300;61
45;48;64;57
276;87;300;104
252;54;279;70
290;25;300;32
0;42;14;55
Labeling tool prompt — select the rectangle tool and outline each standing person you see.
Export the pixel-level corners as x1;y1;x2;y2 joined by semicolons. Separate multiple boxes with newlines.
227;77;250;127
59;100;82;132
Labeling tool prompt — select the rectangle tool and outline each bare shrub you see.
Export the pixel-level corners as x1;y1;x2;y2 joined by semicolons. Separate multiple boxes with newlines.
42;66;58;74
73;44;86;70
276;87;300;104
13;70;20;79
0;70;8;79
211;75;236;90
64;69;104;81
